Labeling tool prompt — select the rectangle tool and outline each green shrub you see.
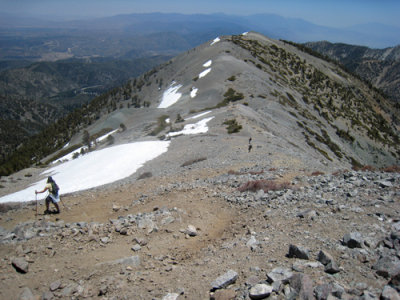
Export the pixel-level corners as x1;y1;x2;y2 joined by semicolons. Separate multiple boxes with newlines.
150;115;169;136
223;119;242;134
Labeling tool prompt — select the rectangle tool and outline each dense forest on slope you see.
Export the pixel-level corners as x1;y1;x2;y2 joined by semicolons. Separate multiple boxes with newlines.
0;55;171;163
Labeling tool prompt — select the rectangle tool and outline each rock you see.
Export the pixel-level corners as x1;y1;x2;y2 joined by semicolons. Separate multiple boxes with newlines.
211;270;238;291
373;256;400;279
377;181;393;188
112;204;120;212
287;244;310;260
162;293;179;300
186;225;198;237
42;291;54;300
133;237;148;246
112;256;141;267
266;267;293;284
50;280;61;291
381;285;400;300
289;273;314;300
211;289;236;300
297;209;317;220
119;227;128;235
317;250;334;265
314;283;333;300
131;244;141;252
100;237;109;244
12;257;29;273
249;284;273;299
18;287;35;300
389;268;400;291
324;260;341;274
343;232;363;248
247;236;259;248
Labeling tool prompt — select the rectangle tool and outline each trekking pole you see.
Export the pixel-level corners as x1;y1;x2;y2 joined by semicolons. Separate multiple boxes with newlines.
35;192;38;217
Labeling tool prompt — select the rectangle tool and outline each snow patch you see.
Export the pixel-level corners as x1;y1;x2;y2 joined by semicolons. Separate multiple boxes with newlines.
203;60;212;68
158;82;183;108
0;141;170;204
242;32;249;36
199;68;211;79
190;87;198;98
167;117;214;137
185;111;212;120
210;37;220;46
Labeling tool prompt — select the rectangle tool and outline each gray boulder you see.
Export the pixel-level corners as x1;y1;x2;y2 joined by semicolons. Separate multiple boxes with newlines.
211;270;238;291
249;284;273;299
343;232;363;248
12;257;29;273
287;244;310;260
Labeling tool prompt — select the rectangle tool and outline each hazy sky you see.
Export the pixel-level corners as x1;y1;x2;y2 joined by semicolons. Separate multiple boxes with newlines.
1;0;399;28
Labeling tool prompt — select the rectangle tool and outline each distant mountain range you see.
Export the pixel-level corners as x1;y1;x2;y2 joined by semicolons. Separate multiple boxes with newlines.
1;12;399;51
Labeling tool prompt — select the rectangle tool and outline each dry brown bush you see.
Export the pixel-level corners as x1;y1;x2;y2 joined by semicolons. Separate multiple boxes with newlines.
311;171;324;176
381;165;400;173
238;179;289;193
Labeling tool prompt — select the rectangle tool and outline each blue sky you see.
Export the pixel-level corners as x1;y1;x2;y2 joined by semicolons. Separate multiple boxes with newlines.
1;0;399;28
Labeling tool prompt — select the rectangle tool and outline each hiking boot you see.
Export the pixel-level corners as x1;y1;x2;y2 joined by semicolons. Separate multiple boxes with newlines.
44;210;51;215
54;211;60;214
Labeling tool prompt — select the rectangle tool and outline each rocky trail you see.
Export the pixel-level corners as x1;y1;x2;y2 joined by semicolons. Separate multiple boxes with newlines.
1;164;400;300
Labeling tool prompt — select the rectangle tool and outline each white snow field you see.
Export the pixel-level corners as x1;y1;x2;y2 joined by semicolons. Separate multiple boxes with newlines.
167;117;214;137
0;141;170;204
158;81;183;108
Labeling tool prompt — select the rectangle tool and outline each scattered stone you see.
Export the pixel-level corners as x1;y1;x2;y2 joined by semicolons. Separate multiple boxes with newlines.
186;225;198;237
112;204;120;212
289;273;314;300
162;293;179;300
18;287;35;300
287;244;310;260
131;244;141;252
211;270;238;291
381;285;400;300
324;260;341;274
249;284;273;299
317;250;334;265
373;256;400;278
343;232;363;248
210;289;236;300
12;257;29;273
42;291;54;300
266;267;293;284
49;280;61;291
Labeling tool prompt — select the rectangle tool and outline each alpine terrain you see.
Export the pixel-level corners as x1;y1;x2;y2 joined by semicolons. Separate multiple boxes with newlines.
0;32;399;299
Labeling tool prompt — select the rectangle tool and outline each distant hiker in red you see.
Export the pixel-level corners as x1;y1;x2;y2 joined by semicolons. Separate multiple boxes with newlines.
36;176;61;214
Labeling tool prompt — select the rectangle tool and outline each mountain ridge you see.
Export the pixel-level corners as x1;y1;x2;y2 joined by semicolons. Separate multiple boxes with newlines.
1;32;398;177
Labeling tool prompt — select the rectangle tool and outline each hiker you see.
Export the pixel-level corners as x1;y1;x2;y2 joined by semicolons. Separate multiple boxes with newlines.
248;137;253;152
35;176;60;214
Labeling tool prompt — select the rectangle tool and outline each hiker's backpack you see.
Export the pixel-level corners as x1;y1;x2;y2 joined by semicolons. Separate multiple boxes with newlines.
51;182;60;196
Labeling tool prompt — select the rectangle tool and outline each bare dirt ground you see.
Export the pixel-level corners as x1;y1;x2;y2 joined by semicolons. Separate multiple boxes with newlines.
1;162;399;300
